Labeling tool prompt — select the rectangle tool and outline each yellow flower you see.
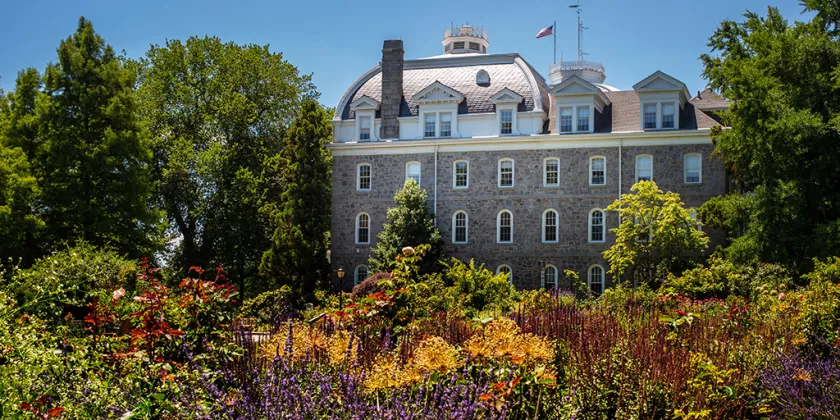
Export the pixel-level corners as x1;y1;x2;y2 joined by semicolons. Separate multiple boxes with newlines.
793;368;812;382
262;321;328;362
326;330;358;367
411;336;463;374
464;318;554;365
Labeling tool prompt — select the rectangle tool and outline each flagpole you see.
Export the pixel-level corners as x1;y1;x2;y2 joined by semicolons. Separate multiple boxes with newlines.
553;20;557;64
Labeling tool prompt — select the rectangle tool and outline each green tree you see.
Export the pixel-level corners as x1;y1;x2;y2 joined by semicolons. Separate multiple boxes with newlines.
368;179;442;273
3;18;162;259
260;100;332;301
701;2;840;270
0;143;43;266
134;36;316;296
604;181;708;286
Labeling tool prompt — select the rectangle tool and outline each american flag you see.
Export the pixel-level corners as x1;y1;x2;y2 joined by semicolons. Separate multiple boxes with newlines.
536;24;553;39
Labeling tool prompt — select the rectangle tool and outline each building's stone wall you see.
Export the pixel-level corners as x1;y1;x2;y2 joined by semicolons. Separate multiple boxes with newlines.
330;143;726;291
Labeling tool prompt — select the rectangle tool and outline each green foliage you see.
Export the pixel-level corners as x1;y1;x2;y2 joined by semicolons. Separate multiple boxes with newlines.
0;143;43;266
261;100;332;302
443;258;516;316
701;3;840;270
369;179;442;273
134;35;317;296
3;241;136;324
604;181;709;286
662;256;794;300
239;286;293;329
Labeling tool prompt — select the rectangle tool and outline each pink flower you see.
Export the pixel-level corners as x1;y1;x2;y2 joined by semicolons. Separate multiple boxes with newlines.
112;288;125;302
779;293;786;301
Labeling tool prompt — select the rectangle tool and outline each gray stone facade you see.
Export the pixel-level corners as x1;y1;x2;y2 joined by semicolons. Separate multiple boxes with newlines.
330;143;726;291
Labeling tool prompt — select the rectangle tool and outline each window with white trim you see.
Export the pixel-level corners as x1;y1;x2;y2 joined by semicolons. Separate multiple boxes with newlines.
497;210;513;243
498;158;514;188
559;107;573;132
406;162;421;185
577;107;590;132
440;112;452;137
453;211;468;244
544;158;560;187
354;265;368;286
588;265;604;295
543;209;558;243
356;213;370;244
359;116;371;140
453;160;469;188
690;209;703;232
684;153;702;184
590;156;606;186
423;114;436;138
543;265;558;291
589;209;605;243
357;164;371;191
662;103;675;129
643;104;657;129
496;264;512;283
636;155;652;182
500;109;513;135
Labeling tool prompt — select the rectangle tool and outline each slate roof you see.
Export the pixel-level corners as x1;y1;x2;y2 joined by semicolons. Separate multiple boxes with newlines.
339;54;549;120
690;88;730;111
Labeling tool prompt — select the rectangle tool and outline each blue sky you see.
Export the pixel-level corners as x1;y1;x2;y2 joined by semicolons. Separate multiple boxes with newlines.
0;0;809;108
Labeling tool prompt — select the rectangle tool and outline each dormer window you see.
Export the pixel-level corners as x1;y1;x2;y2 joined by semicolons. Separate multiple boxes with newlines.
500;110;513;134
491;88;523;137
559;108;573;132
633;71;691;131
662;103;675;128
412;81;464;139
549;75;610;135
424;114;436;138
349;96;380;142
644;104;657;129
359;116;371;140
642;101;679;130
440;113;452;137
577;107;590;132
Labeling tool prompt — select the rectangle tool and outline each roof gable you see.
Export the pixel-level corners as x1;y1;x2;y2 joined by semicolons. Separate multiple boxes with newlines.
633;70;691;107
550;75;612;112
491;88;523;104
349;95;380;111
411;81;465;105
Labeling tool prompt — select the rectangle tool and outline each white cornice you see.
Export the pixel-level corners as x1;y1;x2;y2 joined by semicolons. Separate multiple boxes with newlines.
328;130;713;156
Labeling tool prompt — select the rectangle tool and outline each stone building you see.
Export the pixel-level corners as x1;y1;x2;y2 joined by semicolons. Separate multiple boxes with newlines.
328;24;728;293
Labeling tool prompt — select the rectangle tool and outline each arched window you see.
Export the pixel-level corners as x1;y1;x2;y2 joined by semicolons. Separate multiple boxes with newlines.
452;211;468;244
354;265;368;286
498;158;514;188
635;154;653;182
588;264;604;296
589;156;606;186
497;264;512;283
453;160;469;188
589;209;605;243
355;213;370;244
542;209;559;243
543;265;558;291
543;157;560;187
497;210;513;243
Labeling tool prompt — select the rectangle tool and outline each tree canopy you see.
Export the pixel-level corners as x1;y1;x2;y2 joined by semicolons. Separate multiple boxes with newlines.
700;2;840;270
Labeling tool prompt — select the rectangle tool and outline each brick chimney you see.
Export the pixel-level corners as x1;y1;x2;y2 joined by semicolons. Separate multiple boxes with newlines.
380;40;404;140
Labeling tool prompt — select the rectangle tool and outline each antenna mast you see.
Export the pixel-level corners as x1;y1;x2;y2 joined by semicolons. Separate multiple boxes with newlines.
569;0;588;61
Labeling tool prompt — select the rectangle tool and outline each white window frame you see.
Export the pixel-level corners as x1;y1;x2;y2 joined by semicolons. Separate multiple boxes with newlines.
498;158;515;188
354;111;377;141
405;161;421;185
635;154;653;183
587;264;605;295
543;264;558;291
500;109;513;135
559;107;573;133
453;160;469;189
452;210;468;244
355;212;370;245
543;157;560;187
495;105;518;136
640;101;680;130
418;108;459;139
556;104;595;134
423;113;436;138
589;156;606;186
356;163;372;191
684;153;702;184
439;112;453;138
354;265;368;286
542;209;559;243
496;264;513;283
589;209;606;243
497;209;513;244
662;102;676;129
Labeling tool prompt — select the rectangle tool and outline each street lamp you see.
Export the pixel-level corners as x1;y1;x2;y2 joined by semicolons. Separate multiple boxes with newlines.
337;268;345;308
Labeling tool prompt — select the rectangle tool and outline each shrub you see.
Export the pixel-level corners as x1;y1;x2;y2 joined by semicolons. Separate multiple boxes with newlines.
661;256;793;300
444;258;516;316
350;272;391;300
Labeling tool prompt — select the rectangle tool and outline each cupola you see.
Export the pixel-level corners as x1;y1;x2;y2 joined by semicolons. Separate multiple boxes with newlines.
442;24;489;54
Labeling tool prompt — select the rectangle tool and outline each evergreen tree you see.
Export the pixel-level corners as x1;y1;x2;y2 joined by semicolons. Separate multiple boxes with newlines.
134;36;316;296
369;179;442;273
260;100;332;301
701;3;840;270
3;17;162;259
0;143;43;266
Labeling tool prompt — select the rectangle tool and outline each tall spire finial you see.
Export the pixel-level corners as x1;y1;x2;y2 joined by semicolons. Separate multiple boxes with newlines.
569;0;588;62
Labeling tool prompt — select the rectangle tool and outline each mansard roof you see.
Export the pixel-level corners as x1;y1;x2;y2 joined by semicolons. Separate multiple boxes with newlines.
337;53;549;120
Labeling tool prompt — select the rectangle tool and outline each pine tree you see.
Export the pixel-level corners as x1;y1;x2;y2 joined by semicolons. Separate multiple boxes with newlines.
261;100;332;301
34;17;162;257
0;143;43;266
368;179;443;274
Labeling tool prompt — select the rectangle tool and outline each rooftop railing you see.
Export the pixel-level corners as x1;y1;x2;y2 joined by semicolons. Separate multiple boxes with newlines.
444;24;488;41
550;60;605;73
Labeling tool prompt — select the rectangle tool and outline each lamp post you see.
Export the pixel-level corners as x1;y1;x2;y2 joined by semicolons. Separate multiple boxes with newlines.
337;268;345;309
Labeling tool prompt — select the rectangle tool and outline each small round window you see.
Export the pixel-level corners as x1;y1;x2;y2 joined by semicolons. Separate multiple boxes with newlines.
476;69;490;86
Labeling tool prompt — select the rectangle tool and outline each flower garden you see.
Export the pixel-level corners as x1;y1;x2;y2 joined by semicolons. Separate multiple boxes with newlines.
1;244;839;419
